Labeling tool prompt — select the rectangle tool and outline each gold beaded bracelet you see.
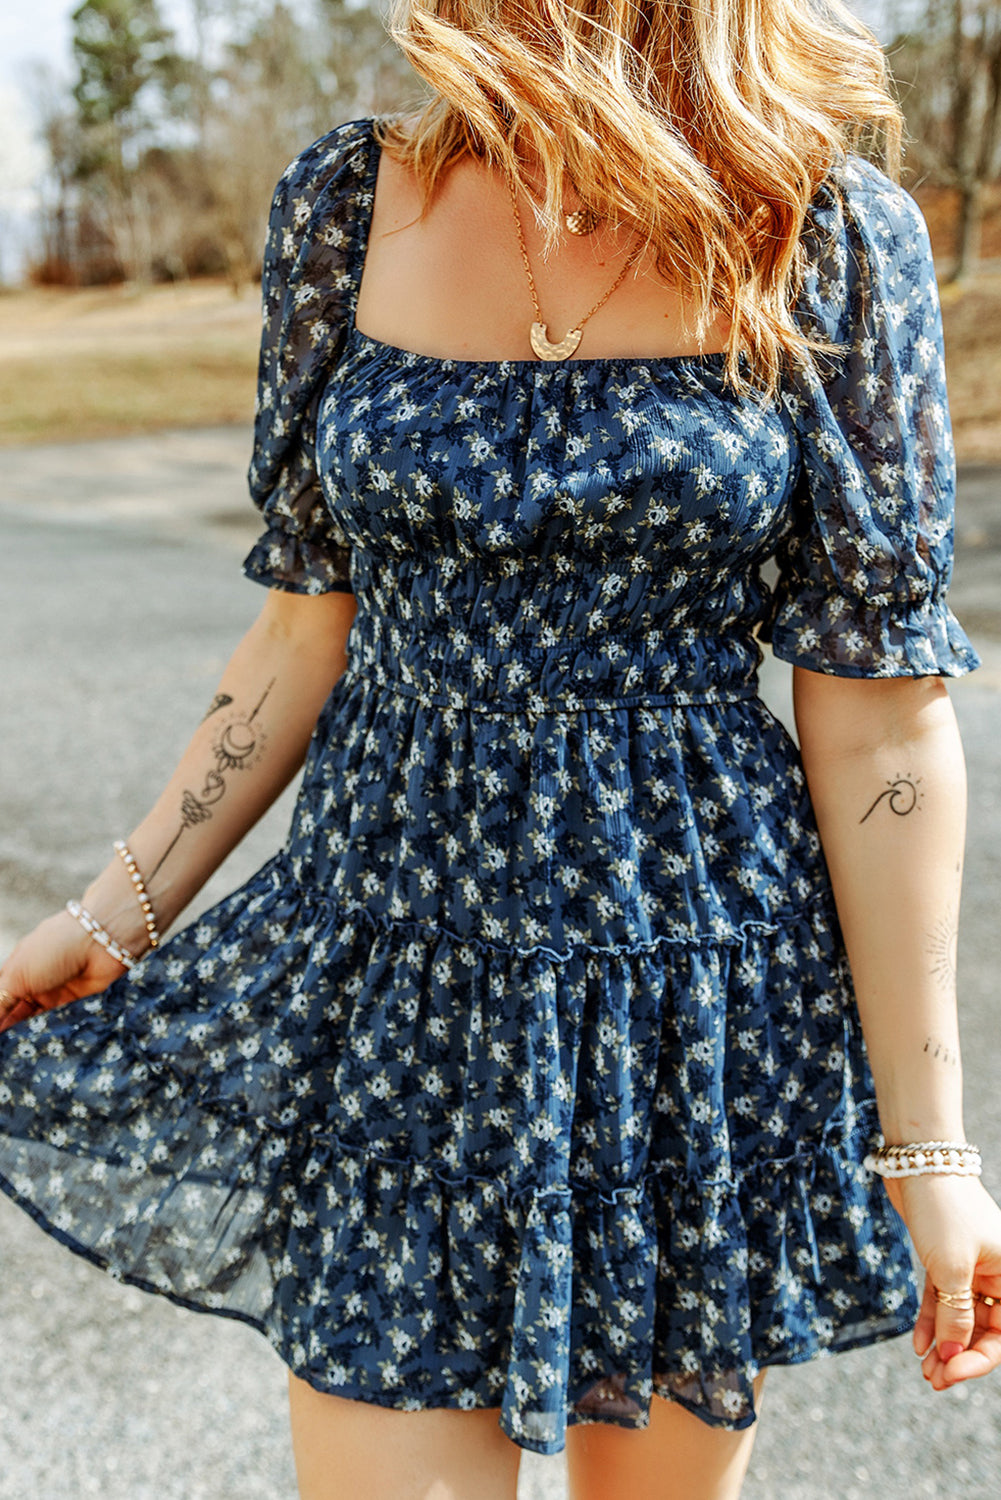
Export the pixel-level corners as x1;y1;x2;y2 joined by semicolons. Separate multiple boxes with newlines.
112;839;161;950
864;1140;982;1179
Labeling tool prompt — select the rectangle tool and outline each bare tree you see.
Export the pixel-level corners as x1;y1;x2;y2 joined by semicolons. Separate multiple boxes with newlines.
70;0;188;284
887;0;1001;278
315;0;419;119
24;63;80;283
196;4;333;290
197;1;414;291
26;0;418;286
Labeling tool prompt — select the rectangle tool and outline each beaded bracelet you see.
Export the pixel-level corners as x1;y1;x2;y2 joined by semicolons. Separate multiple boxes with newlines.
864;1140;983;1179
112;839;161;950
65;900;137;971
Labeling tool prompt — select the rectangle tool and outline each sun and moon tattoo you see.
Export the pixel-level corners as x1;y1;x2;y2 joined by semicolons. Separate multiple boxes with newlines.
148;681;275;883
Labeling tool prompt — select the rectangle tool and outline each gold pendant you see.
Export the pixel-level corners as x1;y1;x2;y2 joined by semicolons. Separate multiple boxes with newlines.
530;321;583;361
565;207;600;236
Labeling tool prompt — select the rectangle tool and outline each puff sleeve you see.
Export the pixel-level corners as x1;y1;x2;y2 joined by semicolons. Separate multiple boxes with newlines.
761;155;981;678
242;120;371;595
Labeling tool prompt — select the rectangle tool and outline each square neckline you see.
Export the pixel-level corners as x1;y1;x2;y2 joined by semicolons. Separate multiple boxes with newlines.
348;116;733;374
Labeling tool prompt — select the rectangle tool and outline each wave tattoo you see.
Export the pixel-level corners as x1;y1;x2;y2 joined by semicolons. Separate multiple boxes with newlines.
859;774;923;825
149;680;275;880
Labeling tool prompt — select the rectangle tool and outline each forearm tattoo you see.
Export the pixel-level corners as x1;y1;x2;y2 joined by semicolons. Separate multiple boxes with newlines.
859;773;923;824
923;1036;959;1067
926;911;959;993
201;693;234;722
149;680;275;881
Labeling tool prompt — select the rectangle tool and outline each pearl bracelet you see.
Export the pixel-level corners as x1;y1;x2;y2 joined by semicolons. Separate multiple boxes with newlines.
65;900;137;971
112;839;161;950
864;1140;983;1179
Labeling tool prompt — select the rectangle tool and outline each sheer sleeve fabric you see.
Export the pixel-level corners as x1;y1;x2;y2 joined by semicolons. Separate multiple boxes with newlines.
762;154;980;679
242;119;371;595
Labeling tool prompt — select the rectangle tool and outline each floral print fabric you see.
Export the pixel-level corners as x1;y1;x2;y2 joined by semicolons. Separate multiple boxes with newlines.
0;116;981;1457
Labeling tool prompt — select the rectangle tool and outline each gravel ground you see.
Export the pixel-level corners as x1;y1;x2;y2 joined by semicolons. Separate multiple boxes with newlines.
0;430;998;1499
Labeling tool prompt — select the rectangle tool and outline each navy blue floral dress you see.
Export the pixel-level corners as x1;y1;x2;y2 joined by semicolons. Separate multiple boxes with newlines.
0;116;981;1456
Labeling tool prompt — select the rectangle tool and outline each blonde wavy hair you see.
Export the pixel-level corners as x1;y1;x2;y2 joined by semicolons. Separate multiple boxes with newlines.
374;0;904;400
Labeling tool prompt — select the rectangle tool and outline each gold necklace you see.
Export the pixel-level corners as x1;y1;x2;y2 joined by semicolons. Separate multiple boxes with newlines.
514;160;602;235
565;206;601;235
507;175;643;361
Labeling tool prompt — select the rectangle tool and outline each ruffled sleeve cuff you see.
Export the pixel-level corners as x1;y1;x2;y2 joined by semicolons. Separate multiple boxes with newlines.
242;526;354;596
763;589;981;679
243;121;371;598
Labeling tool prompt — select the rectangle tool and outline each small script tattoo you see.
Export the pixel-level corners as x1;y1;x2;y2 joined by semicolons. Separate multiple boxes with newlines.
201;693;233;723
927;912;959;993
923;1036;959;1067
149;680;275;881
859;773;923;824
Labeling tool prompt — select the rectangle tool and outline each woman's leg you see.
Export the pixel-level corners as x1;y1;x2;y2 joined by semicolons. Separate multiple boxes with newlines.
565;1372;767;1500
287;1371;523;1500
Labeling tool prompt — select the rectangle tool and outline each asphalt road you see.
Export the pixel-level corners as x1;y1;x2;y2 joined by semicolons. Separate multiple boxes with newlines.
0;430;999;1500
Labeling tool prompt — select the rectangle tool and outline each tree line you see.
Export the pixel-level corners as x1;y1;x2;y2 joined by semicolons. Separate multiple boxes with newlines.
34;0;416;288
885;0;1001;277
29;0;1001;290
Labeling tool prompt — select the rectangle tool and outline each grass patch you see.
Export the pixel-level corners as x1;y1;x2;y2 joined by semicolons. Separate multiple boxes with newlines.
0;345;258;447
939;274;1001;465
0;281;261;447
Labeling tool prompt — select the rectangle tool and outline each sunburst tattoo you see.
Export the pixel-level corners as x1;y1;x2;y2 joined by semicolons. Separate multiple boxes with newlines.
927;913;959;992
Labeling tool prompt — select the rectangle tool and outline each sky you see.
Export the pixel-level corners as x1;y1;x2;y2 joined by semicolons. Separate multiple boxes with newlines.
0;0;75;281
0;0;196;94
2;3;82;96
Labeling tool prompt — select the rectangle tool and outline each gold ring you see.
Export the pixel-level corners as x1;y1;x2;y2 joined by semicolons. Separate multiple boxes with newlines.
934;1288;977;1309
978;1294;999;1307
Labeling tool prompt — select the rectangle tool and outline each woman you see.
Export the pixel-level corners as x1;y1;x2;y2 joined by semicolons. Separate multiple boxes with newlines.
0;0;999;1496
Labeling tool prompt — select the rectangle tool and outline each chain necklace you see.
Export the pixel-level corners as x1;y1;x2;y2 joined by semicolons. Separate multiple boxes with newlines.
507;175;644;361
513;157;603;236
565;206;601;235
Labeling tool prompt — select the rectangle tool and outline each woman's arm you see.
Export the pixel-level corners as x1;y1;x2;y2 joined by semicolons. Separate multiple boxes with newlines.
793;666;1001;1387
793;668;966;1145
86;586;357;948
0;587;356;1019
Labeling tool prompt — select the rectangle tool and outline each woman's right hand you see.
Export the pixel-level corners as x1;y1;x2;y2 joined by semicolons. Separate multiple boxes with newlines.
0;911;129;1033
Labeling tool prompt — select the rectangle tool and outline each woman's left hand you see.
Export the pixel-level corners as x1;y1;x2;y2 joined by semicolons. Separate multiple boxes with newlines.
885;1174;1001;1390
